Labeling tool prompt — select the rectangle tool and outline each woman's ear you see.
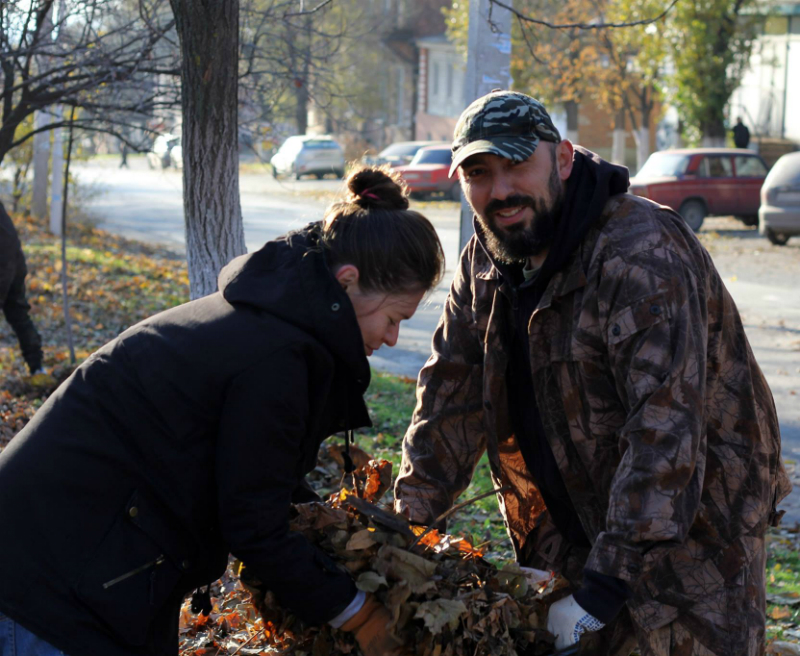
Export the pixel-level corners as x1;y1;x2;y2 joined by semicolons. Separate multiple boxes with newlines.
334;264;360;291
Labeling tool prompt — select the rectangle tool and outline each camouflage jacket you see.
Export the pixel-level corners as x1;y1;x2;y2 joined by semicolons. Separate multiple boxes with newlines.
395;193;791;630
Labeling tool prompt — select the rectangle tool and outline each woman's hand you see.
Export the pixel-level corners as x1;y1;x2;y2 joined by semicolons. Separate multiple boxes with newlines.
341;593;405;656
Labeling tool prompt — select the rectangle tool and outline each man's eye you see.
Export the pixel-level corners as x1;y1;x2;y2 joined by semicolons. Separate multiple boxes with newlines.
464;168;484;179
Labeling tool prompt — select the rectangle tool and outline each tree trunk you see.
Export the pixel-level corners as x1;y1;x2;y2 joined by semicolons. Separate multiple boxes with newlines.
611;108;626;166
701;118;727;147
565;100;579;144
32;112;51;219
169;0;246;300
636;99;652;173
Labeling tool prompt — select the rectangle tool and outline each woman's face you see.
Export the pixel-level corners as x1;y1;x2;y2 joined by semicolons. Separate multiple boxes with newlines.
335;265;425;356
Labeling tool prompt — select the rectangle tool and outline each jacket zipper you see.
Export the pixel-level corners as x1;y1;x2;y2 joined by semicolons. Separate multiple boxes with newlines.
102;555;165;589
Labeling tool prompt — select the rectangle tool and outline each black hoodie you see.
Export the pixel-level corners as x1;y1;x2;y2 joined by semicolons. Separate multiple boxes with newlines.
0;224;370;656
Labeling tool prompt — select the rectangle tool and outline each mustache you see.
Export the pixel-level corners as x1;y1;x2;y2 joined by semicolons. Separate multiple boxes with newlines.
485;194;537;220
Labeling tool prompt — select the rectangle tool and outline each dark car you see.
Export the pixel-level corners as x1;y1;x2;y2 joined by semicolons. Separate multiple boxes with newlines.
364;141;445;168
395;145;460;201
629;148;768;231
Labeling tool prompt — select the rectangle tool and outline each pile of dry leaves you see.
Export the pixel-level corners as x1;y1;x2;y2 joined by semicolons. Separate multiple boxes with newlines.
178;454;569;656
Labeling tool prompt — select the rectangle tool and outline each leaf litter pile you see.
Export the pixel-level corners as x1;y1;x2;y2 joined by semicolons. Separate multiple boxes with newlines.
179;449;570;656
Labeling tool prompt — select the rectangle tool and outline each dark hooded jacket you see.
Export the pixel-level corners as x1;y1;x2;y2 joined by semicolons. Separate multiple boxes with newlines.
0;224;371;656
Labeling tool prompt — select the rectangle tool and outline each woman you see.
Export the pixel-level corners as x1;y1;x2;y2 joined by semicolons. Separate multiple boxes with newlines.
0;167;444;656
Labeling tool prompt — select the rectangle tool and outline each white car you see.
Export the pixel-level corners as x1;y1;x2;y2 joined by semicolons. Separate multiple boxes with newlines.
270;135;345;180
147;133;180;169
759;151;800;245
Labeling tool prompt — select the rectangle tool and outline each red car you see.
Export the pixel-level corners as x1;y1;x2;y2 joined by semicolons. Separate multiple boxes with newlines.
395;145;461;201
629;148;768;231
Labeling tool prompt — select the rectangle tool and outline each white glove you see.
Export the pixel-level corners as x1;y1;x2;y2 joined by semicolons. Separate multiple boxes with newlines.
547;594;605;650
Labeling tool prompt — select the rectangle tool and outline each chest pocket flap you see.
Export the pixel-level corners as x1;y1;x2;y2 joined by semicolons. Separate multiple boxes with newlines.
606;293;671;347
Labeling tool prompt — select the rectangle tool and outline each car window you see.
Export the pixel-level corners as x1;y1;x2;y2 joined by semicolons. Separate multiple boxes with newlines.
699;156;733;178
734;156;767;177
303;140;341;150
411;148;452;165
764;154;800;187
636;153;690;177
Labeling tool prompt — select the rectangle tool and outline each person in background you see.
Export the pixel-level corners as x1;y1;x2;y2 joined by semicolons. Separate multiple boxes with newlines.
0;167;444;656
394;90;789;656
733;117;751;149
0;201;43;376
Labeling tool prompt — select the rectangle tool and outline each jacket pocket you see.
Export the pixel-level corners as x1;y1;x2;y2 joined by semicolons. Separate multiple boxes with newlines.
74;490;195;646
606;292;670;347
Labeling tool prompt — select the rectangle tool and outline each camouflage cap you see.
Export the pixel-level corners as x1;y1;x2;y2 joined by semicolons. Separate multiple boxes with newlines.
449;90;561;177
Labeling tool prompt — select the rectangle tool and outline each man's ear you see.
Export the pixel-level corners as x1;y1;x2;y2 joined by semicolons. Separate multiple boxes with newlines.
555;140;574;181
334;264;360;290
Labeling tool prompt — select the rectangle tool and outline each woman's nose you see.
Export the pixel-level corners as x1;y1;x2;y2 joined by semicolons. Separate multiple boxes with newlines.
384;323;399;347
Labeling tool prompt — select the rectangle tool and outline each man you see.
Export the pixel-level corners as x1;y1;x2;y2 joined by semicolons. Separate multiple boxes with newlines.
394;90;790;656
733;117;751;149
0;201;43;375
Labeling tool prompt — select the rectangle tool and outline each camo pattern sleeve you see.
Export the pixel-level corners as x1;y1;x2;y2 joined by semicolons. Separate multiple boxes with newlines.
393;239;488;526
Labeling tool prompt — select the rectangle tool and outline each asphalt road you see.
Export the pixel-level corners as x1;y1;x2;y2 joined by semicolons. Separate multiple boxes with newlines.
73;157;800;521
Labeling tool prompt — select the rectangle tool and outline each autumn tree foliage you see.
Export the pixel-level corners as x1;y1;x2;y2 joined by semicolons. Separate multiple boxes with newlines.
664;0;759;145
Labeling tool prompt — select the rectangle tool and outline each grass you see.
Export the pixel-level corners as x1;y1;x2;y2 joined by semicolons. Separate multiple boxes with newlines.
358;370;513;562
766;529;800;643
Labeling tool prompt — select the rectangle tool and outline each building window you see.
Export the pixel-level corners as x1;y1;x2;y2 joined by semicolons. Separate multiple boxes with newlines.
433;62;440;97
447;61;453;97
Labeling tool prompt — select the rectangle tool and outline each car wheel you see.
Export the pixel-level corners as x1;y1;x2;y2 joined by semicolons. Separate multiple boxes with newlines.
294;166;302;181
766;228;790;246
335;169;345;179
679;200;706;232
315;172;325;180
450;184;461;202
737;215;758;227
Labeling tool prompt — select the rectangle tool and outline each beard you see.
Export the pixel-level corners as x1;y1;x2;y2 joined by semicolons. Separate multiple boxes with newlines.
474;160;565;265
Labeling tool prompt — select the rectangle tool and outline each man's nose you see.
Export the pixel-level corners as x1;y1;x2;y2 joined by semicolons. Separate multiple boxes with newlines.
490;173;513;201
384;323;399;347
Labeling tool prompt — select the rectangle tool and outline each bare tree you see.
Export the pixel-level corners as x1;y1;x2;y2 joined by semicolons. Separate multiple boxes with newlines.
0;0;179;166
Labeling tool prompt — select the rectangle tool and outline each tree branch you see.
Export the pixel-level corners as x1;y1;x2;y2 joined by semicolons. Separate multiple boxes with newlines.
490;0;680;30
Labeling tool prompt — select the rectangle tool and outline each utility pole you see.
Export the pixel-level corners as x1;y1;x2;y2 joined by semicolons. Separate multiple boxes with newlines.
459;0;512;253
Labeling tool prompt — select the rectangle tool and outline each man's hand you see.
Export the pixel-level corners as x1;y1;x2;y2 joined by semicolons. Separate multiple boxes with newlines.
547;594;605;651
341;593;404;656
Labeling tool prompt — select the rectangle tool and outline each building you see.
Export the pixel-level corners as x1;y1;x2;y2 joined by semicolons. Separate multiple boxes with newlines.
414;33;657;172
730;2;800;144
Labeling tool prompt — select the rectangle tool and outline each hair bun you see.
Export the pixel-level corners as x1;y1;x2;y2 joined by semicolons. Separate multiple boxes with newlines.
346;166;410;211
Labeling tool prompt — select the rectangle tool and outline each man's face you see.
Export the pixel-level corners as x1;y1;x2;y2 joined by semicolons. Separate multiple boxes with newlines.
458;143;570;264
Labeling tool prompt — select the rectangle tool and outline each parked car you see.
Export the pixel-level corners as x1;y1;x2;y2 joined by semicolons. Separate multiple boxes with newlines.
364;141;444;168
147;133;180;170
759;151;800;246
270;135;345;180
169;139;182;170
395;145;460;201
628;148;768;231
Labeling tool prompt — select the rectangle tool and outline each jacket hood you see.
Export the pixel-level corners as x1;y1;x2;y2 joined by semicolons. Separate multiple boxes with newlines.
218;223;371;393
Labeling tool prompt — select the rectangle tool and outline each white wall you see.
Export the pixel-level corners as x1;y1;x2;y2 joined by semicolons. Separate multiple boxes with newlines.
731;30;800;142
